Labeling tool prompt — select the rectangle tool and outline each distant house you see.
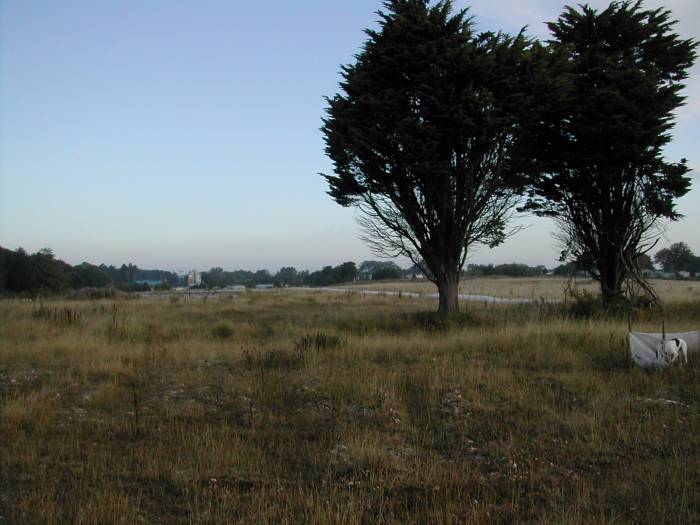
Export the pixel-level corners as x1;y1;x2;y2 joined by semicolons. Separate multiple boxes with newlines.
678;271;691;279
224;285;246;292
255;284;274;289
187;270;202;287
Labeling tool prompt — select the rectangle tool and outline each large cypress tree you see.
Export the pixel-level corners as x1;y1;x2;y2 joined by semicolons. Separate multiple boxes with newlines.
321;0;539;314
524;1;696;305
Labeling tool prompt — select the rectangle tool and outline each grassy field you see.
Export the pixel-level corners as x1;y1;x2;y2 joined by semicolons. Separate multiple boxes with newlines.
2;288;700;523
341;276;700;303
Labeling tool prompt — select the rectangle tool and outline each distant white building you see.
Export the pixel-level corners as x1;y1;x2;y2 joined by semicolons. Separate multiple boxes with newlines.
187;270;202;287
255;283;274;289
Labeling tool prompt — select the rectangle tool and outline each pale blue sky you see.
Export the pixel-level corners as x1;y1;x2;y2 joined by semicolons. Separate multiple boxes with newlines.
1;0;698;272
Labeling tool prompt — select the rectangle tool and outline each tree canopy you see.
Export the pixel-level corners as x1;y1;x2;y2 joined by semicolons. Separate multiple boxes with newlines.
322;0;541;314
654;242;700;274
523;1;696;304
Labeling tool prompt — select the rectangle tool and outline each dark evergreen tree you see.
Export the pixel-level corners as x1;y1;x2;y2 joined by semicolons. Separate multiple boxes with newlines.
654;242;696;273
321;0;539;314
370;262;403;281
30;248;71;292
0;247;9;291
71;262;113;288
203;267;225;288
6;248;37;291
334;261;359;283
635;253;654;272
275;267;301;287
253;269;272;285
523;1;696;305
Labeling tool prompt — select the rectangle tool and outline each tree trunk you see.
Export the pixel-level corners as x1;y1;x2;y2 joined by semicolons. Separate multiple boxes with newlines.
436;269;459;315
598;255;625;306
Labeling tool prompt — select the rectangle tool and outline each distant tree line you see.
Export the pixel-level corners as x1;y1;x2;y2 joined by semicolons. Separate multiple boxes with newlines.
0;246;410;294
551;254;654;277
0;246;177;294
550;246;700;278
98;264;178;289
0;246;108;293
200;261;406;288
464;264;548;278
3;242;697;296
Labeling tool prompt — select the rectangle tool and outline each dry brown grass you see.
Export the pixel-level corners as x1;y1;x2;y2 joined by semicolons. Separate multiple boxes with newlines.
341;276;700;303
1;290;699;523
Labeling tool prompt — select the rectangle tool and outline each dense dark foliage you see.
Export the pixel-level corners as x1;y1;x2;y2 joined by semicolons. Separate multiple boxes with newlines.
0;246;177;295
98;264;178;288
523;1;697;304
201;262;359;288
465;263;547;278
322;0;542;314
71;263;113;289
0;247;81;294
359;261;403;281
4;239;695;296
655;242;700;275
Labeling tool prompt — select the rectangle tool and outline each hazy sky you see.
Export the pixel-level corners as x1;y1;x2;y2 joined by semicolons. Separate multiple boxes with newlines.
1;0;698;272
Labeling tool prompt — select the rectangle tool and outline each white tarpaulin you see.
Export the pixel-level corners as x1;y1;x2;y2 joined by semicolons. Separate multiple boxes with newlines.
629;331;700;368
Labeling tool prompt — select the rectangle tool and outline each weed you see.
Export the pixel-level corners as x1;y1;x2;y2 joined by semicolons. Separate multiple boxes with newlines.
32;303;82;325
211;322;234;340
565;289;603;318
294;332;343;352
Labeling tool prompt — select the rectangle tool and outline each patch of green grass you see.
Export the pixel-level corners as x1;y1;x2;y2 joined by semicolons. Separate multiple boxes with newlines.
211;322;234;339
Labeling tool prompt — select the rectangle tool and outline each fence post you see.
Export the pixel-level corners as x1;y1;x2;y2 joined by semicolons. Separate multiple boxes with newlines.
626;317;632;371
662;319;666;342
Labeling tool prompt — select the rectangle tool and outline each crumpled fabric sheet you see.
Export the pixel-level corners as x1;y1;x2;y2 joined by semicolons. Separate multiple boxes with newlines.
628;331;700;369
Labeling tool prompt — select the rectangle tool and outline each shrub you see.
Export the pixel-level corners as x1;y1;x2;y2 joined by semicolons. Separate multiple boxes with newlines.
212;322;234;339
565;289;603;319
565;288;660;319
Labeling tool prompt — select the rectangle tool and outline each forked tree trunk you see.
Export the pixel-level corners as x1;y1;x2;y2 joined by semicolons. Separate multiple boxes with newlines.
436;269;460;315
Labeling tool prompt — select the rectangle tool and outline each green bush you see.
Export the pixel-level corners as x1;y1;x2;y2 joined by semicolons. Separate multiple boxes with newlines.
212;322;234;339
565;289;603;319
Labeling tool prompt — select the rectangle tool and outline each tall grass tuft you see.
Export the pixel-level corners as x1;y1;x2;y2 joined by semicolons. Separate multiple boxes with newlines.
32;303;82;325
294;332;343;352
